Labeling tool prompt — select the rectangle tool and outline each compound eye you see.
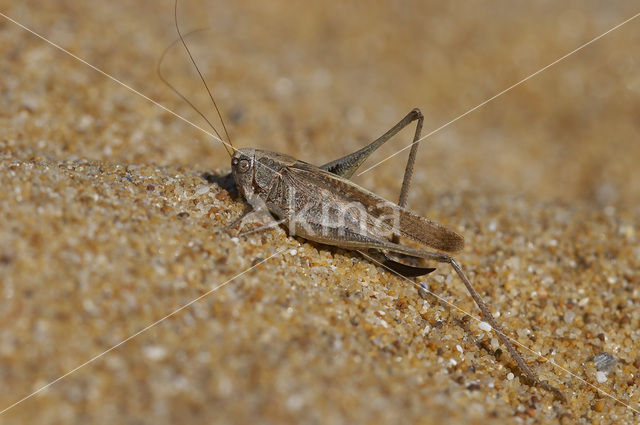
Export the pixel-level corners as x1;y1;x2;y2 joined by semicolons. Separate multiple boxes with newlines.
238;159;250;173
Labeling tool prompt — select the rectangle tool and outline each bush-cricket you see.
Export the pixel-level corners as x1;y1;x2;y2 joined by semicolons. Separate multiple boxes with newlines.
162;0;565;400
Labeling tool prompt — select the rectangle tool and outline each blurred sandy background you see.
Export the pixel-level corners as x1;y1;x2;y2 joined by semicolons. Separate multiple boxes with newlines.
1;1;639;424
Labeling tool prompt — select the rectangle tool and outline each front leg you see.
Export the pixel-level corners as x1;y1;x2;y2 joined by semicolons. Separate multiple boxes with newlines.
227;170;287;237
225;194;276;236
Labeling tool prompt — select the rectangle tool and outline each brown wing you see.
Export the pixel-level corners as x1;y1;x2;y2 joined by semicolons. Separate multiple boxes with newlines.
286;161;464;253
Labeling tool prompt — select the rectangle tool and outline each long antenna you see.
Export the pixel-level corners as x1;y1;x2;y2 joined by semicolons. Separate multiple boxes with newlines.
172;0;234;157
157;28;232;153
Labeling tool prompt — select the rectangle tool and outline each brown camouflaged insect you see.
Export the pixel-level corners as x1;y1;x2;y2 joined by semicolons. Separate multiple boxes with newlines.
162;0;564;401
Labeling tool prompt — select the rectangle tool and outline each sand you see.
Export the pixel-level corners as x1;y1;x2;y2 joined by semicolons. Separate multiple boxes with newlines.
1;1;639;424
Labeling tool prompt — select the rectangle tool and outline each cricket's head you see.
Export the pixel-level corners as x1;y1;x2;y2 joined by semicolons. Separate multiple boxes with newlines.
231;148;296;201
231;147;256;199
